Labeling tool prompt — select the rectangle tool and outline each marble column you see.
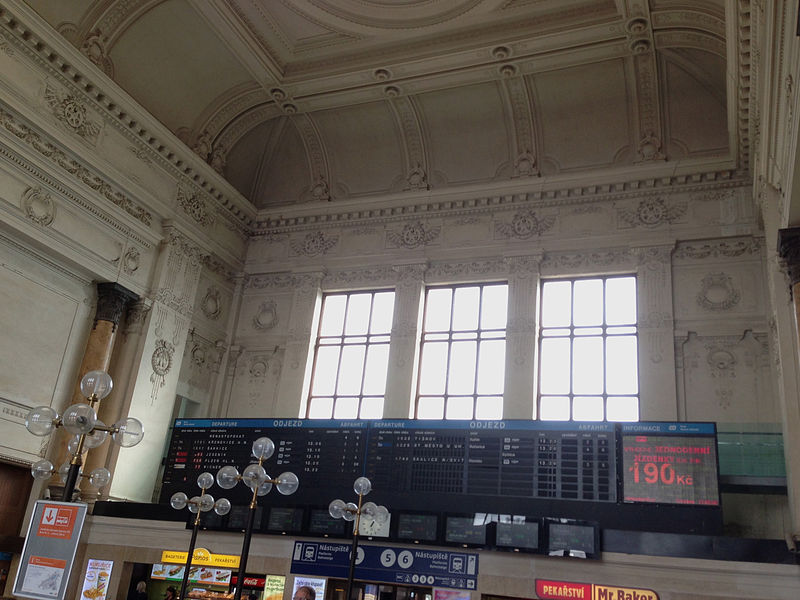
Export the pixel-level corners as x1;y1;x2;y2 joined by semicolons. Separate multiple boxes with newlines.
384;263;426;418
274;271;324;417
108;227;206;502
503;255;541;419
775;226;800;546
632;243;677;420
52;282;137;489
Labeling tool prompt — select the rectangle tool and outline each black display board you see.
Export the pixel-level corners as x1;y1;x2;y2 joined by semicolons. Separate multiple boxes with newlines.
160;418;721;536
621;422;720;506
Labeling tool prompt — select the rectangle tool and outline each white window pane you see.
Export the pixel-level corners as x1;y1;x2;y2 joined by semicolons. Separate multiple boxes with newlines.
311;346;340;396
541;281;572;327
320;295;346;336
606;277;637;325
540;396;570;420
308;397;333;419
448;341;477;395
573;279;603;325
418;397;444;419
337;346;366;395
370;292;395;334
333;397;359;419
477;340;505;395
573;396;604;421
360;397;384;419
345;294;372;335
480;285;508;330
540;338;570;394
452;287;480;330
446;396;474;419
606;335;639;394
607;396;639;421
476;396;503;420
419;342;448;394
363;344;390;395
425;288;452;332
572;337;603;394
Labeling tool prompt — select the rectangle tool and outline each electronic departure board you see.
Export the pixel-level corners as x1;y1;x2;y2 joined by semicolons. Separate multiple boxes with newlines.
621;422;720;506
495;521;539;551
365;420;616;502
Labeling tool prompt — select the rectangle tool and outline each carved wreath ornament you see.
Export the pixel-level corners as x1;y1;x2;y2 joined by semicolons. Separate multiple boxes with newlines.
697;273;740;311
151;339;175;377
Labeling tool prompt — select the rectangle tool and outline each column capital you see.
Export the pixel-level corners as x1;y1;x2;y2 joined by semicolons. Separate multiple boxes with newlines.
95;282;139;331
778;227;800;287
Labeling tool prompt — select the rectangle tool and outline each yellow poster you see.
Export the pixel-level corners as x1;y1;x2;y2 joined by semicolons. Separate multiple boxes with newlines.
263;575;285;600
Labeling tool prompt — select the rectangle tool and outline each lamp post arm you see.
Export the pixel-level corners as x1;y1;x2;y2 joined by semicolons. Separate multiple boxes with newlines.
345;494;364;600
61;433;87;501
233;486;259;600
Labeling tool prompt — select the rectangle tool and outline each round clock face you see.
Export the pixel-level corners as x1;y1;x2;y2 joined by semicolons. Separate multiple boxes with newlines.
361;514;391;537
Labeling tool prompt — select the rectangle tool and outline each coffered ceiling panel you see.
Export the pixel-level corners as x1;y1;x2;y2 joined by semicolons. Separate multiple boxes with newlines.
22;0;745;211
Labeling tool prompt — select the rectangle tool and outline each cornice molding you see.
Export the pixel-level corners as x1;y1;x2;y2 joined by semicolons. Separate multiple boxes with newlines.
0;1;256;233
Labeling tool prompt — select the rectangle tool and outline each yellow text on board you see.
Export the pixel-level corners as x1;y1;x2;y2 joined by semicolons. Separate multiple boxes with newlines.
161;548;240;568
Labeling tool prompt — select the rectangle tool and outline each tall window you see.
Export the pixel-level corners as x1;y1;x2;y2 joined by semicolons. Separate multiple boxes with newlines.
537;276;639;421
416;283;508;420
307;290;395;419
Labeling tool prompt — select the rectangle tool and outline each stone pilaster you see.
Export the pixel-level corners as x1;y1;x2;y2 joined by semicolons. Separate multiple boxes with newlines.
503;255;541;419
108;227;206;502
384;263;427;418
632;243;677;420
274;271;324;416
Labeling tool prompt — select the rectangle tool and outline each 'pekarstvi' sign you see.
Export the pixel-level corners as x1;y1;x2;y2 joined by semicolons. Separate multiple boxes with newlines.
536;579;658;600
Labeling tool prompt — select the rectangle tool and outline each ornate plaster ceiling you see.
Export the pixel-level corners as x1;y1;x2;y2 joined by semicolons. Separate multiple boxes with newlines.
24;0;747;210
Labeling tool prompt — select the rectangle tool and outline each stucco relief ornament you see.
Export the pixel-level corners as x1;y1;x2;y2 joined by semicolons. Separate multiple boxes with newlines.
291;231;337;257
177;187;214;226
150;339;175;395
637;131;665;161
122;247;140;275
619;197;686;228
388;221;440;249
697;273;740;311
190;344;206;368
44;85;101;143
21;187;56;227
513;151;537;177
406;164;428;190
496;210;555;239
253;299;278;330
80;29;114;77
201;286;222;320
311;177;330;202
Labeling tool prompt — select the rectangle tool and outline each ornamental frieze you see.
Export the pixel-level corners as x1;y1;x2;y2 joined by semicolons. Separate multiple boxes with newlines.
495;210;556;239
44;84;102;144
696;272;741;311
386;221;440;249
290;231;338;256
177;186;215;227
21;187;56;227
673;237;762;261
618;197;687;228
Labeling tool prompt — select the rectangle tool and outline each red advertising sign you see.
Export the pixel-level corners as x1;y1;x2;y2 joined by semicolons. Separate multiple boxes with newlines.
37;505;80;539
536;580;658;600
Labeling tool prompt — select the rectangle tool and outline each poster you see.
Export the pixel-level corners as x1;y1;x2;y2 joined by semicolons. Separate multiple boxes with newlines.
19;557;66;597
263;576;285;600
292;576;325;600
80;559;113;600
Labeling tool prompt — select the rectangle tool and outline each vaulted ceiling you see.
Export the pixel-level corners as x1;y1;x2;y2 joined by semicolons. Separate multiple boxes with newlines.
24;0;746;211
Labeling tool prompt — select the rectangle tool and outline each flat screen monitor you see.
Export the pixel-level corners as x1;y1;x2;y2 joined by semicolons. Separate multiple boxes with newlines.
266;507;304;533
545;520;598;558
396;513;438;542
308;508;347;536
444;516;486;546
495;521;539;551
227;506;263;531
621;422;720;506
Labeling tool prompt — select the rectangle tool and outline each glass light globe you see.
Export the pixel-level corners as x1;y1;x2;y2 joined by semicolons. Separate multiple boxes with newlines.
198;493;215;512
251;437;275;460
214;498;231;516
342;502;358;521
88;467;111;488
196;472;215;490
62;404;97;435
256;479;273;496
216;466;240;489
361;501;377;520
58;461;79;483
25;406;58;436
276;471;299;495
31;459;54;481
242;464;267;490
83;422;108;449
80;370;113;400
112;417;144;447
374;505;389;525
329;499;346;519
67;435;83;456
353;476;372;496
188;495;201;514
170;492;188;510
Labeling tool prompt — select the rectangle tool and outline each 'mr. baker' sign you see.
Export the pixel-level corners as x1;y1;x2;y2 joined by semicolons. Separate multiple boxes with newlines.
535;579;658;600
